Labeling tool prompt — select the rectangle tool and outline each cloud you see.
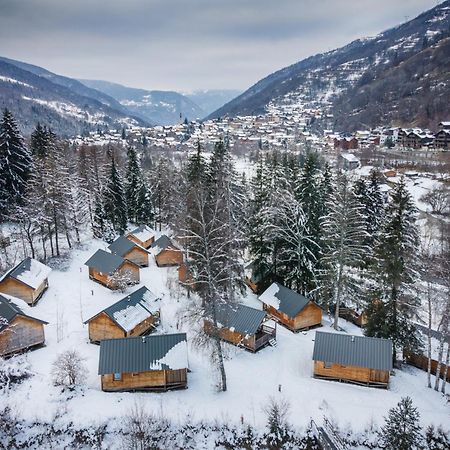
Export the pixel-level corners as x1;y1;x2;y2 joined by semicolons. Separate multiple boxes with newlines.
0;0;441;91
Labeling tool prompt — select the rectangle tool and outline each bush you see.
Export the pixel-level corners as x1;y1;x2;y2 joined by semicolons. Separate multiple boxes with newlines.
51;349;87;390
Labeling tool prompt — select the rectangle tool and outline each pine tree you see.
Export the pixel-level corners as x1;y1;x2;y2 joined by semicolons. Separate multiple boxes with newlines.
321;173;368;328
247;151;271;288
103;155;127;234
0;109;33;217
366;177;421;361
30;123;50;159
381;397;423;450
125;147;152;225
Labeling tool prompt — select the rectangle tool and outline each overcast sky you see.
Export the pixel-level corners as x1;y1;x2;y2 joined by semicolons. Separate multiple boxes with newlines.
0;0;442;92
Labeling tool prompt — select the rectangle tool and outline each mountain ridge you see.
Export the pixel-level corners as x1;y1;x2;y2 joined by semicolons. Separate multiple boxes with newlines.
208;1;450;131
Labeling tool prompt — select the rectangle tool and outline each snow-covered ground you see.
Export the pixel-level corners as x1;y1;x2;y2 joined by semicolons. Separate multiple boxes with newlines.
2;235;448;434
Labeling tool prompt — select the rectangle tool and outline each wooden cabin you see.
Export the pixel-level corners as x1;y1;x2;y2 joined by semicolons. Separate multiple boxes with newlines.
312;331;393;388
258;283;322;332
108;235;149;267
204;303;276;352
0;295;48;357
85;249;140;290
85;286;160;343
244;261;270;295
98;333;188;392
0;257;51;306
127;225;155;249
150;235;183;267
178;262;196;289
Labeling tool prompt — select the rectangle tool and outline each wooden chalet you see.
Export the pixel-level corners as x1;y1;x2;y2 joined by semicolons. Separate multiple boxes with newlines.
150;235;183;267
312;331;393;388
127;225;155;249
98;333;188;392
85;286;160;343
244;261;270;294
108;235;149;267
434;129;450;150
258;283;322;332
0;295;48;357
204;303;276;352
0;257;51;306
85;249;140;290
177;262;196;289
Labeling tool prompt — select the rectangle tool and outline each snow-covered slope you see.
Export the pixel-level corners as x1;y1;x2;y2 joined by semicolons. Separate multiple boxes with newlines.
79;79;205;126
1;236;447;435
209;1;450;131
0;59;148;136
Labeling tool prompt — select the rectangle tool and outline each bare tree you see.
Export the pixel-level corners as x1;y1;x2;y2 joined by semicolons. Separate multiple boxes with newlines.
51;349;87;389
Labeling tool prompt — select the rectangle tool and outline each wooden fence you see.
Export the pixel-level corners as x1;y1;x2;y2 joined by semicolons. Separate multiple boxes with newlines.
403;350;450;382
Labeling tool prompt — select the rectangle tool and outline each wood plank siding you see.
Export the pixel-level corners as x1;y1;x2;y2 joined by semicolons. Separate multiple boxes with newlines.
0;277;48;306
263;301;322;332
313;361;390;388
88;262;140;290
0;316;45;356
128;234;154;249
124;247;149;267
155;249;183;267
88;312;158;343
101;368;187;392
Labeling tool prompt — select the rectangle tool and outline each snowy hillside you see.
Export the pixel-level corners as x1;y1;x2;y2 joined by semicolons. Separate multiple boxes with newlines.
1;234;448;435
209;1;450;131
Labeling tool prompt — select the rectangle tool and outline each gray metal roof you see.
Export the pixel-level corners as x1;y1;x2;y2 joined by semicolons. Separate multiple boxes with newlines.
85;286;160;331
150;235;178;251
84;249;128;274
98;333;187;375
108;236;144;257
0;294;48;331
260;283;310;318
213;303;267;336
312;331;393;371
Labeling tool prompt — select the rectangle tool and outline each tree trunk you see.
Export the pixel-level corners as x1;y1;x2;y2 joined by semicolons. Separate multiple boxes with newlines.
333;263;343;330
441;343;449;394
48;223;54;257
41;226;47;262
434;336;445;391
427;286;432;389
53;208;60;256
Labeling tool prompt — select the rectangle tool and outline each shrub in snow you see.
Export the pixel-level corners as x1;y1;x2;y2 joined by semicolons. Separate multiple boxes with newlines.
0;355;32;389
424;425;450;450
107;269;136;292
380;396;423;450
51;349;87;390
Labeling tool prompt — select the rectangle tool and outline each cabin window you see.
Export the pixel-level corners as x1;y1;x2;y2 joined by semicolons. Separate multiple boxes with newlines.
324;362;332;369
113;372;122;381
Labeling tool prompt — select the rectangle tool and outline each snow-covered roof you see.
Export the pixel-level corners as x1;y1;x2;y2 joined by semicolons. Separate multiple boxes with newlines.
1;257;51;290
340;153;360;162
128;225;155;243
0;294;48;332
259;282;312;318
86;286;159;332
98;333;188;374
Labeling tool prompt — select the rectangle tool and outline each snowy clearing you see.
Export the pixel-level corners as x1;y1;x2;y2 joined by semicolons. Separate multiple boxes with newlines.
1;236;448;434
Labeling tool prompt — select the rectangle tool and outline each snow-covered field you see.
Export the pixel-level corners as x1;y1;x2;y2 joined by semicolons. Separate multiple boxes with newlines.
2;235;448;434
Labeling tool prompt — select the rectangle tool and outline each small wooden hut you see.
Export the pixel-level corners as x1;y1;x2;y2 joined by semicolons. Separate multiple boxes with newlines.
204;303;276;352
177;262;196;289
85;286;160;343
258;283;322;332
312;331;392;388
150;235;183;267
127;225;155;249
85;249;140;290
98;333;188;392
108;235;149;267
0;295;48;357
0;257;51;306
